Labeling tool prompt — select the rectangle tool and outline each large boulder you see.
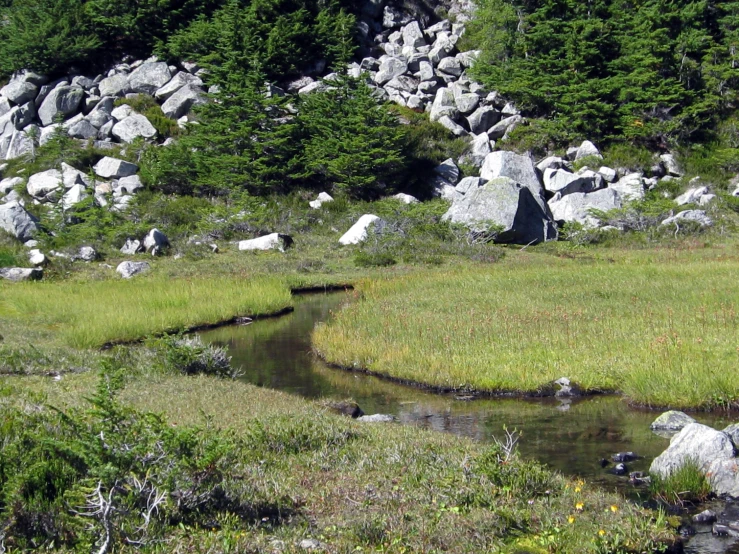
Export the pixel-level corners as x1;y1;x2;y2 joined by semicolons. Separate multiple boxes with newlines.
574;140;602;161
0;201;39;241
154;72;203;101
143;228;169;255
62;184;89;210
610;173;645;201
0;267;43;282
161;85;206;119
443;177;558;244
487;115;522;140
127;62;172;95
238;233;293;252
1;81;38;105
98;74;129;97
675;186;709;206
402;21;427;48
548;188;622;227
374;57;408;86
480;151;541;191
466;106;499;134
650;411;697;436
111;113;157;143
650;423;739;497
116;261;150;279
430;88;458;122
94;157;138;179
543;168;604;197
339;215;384;245
37;86;85;126
27;169;62;198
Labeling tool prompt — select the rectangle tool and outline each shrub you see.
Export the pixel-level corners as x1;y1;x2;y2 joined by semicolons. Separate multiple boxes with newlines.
151;333;235;378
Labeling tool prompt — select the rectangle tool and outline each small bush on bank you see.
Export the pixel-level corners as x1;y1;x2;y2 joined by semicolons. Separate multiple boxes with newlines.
150;333;236;378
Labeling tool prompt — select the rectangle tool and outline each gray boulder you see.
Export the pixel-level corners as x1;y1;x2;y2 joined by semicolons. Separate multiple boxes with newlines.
651;411;697;434
543;168;604;197
67;119;98;140
116;175;143;194
239;233;294;252
309;192;333;209
392;193;419;204
27;169;62;198
358;414;395;423
548;188;622;227
116;261;150;279
0;176;22;195
462;133;492;167
443;177;557;244
455;176;485;194
143;228;169;255
38;86;85;126
487;115;522;140
98;74;129;97
154;71;203;101
455;93;479;115
374;57;408;86
437;57;463;77
430;88;458;122
0;201;39;240
94;157;138;179
127;62;172;95
112;113;157;143
661;210;713;227
339;215;384;245
120;238;143;255
675;186;709;206
1;81;38;105
650;423;739;497
437;116;467;136
724;423;739;448
574;140;602;161
660;153;682;176
402;21;427;48
161;85;206;119
598;166;618;183
467;106;499;134
76;246;98;262
610;173;645;201
433;158;460;186
61;162;87;189
480;151;541;191
0;267;43;282
536;156;569;173
62;184;89;210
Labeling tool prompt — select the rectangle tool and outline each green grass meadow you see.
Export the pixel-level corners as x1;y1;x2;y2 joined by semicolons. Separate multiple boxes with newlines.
314;247;739;409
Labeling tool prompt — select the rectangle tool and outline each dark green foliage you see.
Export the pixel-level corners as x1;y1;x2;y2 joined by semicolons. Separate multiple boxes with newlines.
469;0;739;145
150;334;235;377
0;367;294;551
294;75;407;198
0;0;101;76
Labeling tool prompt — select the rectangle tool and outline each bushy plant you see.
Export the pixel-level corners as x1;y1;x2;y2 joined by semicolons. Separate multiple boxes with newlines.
151;333;235;377
650;459;712;504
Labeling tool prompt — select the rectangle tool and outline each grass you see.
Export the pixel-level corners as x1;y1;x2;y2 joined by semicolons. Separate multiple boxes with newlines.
0;369;676;553
650;459;712;505
313;245;739;409
0;275;292;348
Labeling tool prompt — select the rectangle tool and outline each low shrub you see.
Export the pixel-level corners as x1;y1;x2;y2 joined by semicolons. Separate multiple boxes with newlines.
150;333;235;378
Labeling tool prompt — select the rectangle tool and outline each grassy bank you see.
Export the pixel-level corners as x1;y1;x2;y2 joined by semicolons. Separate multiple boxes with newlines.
0;275;292;349
313;246;739;409
1;367;674;553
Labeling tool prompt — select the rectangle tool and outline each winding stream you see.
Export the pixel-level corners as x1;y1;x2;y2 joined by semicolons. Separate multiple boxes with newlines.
199;291;739;553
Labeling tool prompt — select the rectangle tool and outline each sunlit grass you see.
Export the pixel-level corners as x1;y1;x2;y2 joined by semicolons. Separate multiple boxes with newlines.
0;276;292;348
314;248;739;409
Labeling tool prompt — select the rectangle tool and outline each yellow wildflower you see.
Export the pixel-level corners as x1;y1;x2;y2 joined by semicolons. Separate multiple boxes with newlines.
610;505;618;513
574;486;581;493
575;502;584;511
568;516;575;524
598;530;606;537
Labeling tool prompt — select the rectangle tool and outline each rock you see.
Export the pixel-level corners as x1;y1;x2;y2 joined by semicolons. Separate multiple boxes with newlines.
98;74;129;97
610;173;645;201
443;177;557;244
0;267;43;282
143;228;169;255
77;246;98;262
660;153;682;176
385;75;419;94
27;169;62;198
650;423;739;497
548;188;622;227
455;176;485;194
613;463;628;475
598;166;618;183
120;238;143;255
37;86;85;126
111;104;133;121
299;538;322;550
649;410;696;433
455;93;480;114
402;21;426;48
238;233;294;252
437;57;463;77
1;81;38;105
480;151;540;190
536;156;568;173
2;129;34;160
28;249;46;266
116;261;150;279
62;184;89;210
693;510;717;524
434;158;460;185
698;193;716;206
612;452;638;462
457;50;480;68
430;88;458;122
437;115;467;136
675;186;709;206
462;133;492;167
128;62;172;95
724;423;739;447
112;113;157;143
467;106;499;134
357;414;395;422
339;214;384;245
325;400;364;418
67;119;98;139
543;168;604;197
94;157;138;179
116;175;143;194
392;193;419;204
661;210;713;227
11;70;47;87
309;192;334;209
374;57;408;86
0;176;22;195
553;376;580;397
487;115;523;140
161;84;206;119
575;140;602;161
154;71;202;101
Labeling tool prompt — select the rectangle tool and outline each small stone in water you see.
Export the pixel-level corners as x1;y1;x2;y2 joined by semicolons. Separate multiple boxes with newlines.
693;509;717;524
613;463;628;475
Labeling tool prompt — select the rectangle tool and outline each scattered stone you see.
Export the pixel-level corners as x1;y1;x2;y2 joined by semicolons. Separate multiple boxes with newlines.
480;151;540;190
94;157;138;179
116;175;144;194
238;233;294;252
598;166;618;183
612;452;638;463
112;113;157;143
309;192;334;209
143;228;170;255
28;249;46;266
675;186;709;206
724;423;739;447
116;261;150;279
77;246;98;262
374;57;408;85
543;168;603;197
487;115;523;140
660;153;682;176
0;176;23;195
610;173;645;201
437;115;467;136
62;184;89;209
574;140;602;161
467;106;499;134
154;71;203;101
430;88;458;122
339;214;384;245
455;176;485;194
298;538;322;550
553;376;580;397
661;210;713;227
357;414;395;422
67;119;98;140
27;169;62;198
392;193;419;204
120;238;143;255
98;74;129;97
111;104;133;121
0;267;43;282
693;510;718;524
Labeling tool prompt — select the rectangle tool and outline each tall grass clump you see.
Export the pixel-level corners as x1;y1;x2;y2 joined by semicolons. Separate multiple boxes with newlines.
650;459;712;504
313;251;739;409
0;276;292;348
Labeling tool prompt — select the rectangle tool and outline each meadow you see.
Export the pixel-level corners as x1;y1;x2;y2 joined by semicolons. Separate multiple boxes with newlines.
313;245;739;409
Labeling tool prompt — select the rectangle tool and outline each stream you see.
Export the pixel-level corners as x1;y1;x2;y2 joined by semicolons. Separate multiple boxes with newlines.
199;291;739;553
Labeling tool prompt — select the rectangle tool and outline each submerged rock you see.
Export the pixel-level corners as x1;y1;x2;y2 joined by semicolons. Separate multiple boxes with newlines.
650;410;696;434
